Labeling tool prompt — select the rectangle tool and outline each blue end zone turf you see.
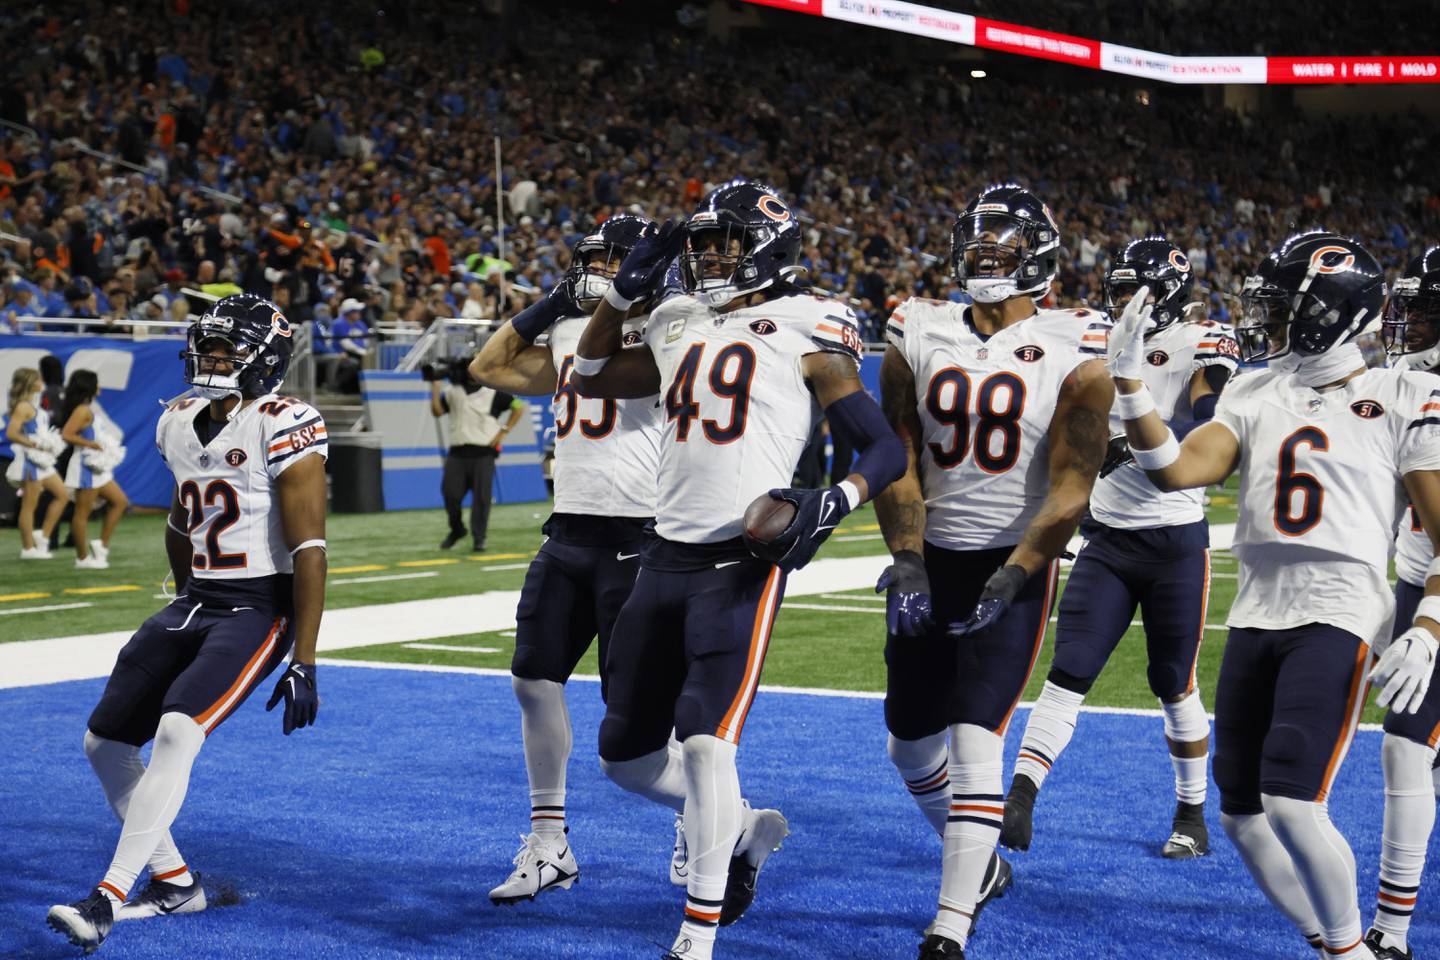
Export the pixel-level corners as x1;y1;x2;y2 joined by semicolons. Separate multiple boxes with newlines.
1;665;1433;959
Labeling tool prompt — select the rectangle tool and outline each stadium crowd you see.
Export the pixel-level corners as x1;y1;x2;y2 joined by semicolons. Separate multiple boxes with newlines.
0;0;1436;350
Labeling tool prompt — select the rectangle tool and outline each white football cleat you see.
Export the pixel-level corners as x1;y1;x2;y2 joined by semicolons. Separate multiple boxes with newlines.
670;815;689;886
90;540;110;562
115;872;206;920
720;802;790;926
76;554;109;570
489;832;579;905
20;545;53;560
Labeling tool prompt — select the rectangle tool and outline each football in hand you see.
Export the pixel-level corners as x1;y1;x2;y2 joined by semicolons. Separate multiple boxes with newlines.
742;493;796;547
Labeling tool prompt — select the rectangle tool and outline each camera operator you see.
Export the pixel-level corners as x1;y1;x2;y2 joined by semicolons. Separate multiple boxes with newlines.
427;358;524;551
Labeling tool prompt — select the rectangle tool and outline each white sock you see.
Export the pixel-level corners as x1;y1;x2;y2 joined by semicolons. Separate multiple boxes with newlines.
1373;735;1438;948
933;723;1004;947
1263;794;1362;957
99;713;204;901
887;731;950;837
674;735;743;960
1221;811;1322;940
600;742;687;814
1161;690;1210;805
513;677;571;840
84;731;192;886
1013;681;1083;790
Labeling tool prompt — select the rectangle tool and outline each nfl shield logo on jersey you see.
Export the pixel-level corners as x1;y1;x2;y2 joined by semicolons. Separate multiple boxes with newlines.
976;347;989;360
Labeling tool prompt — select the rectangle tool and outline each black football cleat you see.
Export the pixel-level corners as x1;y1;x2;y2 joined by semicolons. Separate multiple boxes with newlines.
46;888;114;954
1000;775;1038;852
719;806;788;926
1160;801;1209;860
115;871;206;920
918;933;965;958
439;529;466;550
969;852;1013;934
1365;929;1413;959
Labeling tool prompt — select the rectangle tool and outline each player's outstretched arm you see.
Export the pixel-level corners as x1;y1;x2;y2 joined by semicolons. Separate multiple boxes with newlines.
749;351;905;574
1375;469;1440;714
470;286;574;395
872;345;933;636
570;294;660;399
1108;284;1238;491
469;322;557;396
165;485;193;595
270;451;327;735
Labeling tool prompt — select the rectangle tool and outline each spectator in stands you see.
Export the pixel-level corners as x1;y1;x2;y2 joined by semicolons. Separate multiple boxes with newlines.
330;298;371;393
59;369;128;569
429;364;524;552
6;367;69;560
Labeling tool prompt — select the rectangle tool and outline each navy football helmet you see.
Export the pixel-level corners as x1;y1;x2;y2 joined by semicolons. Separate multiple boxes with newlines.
1104;236;1195;331
1236;231;1385;363
181;293;294;400
951;183;1061;303
680;181;802;308
562;213;654;311
1382;246;1440;372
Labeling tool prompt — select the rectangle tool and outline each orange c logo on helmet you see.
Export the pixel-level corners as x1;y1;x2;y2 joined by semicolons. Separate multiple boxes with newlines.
1169;249;1190;272
1309;245;1355;275
271;311;293;338
757;195;791;222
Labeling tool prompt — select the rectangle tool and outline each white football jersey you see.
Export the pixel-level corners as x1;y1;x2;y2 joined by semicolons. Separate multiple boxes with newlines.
1090;318;1240;529
886;298;1110;550
1396;504;1430;589
547;314;661;518
1214;367;1440;641
644;290;863;543
156;393;329;580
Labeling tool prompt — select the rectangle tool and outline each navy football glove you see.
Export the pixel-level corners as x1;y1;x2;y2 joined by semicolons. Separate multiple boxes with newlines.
611;221;687;303
949;564;1028;638
751;485;852;573
875;549;933;637
1099;435;1134;479
265;662;318;736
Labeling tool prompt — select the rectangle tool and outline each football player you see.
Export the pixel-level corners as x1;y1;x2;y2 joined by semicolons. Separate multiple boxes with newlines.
573;182;905;960
1110;232;1440;960
874;183;1115;959
469;214;678;903
1365;246;1440;960
46;294;327;953
1003;237;1238;860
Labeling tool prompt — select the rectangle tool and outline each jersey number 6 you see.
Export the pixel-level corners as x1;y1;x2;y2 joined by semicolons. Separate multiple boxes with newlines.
924;369;1026;473
1274;426;1327;537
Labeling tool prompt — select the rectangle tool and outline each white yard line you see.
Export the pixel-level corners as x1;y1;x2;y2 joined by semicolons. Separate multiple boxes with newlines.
0;601;93;616
403;643;502;654
332;572;440;586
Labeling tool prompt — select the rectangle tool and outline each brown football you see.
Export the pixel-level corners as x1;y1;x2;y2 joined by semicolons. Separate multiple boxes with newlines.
743;494;797;546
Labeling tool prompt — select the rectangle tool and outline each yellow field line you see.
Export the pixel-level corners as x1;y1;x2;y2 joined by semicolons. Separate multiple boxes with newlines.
849;523;881;532
467;552;530;562
0;591;52;602
330;564;389;574
64;585;142;595
397;559;461;568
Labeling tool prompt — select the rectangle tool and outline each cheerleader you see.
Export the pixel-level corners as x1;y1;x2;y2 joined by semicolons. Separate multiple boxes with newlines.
5;368;69;559
60;370;128;570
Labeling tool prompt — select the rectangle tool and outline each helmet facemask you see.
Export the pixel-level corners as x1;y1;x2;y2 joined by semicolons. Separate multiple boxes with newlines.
184;330;253;401
952;211;1055;304
682;218;779;308
1382;279;1440;372
564;240;628;312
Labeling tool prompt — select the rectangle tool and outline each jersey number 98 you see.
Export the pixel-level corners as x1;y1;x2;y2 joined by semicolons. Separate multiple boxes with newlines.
924;369;1026;473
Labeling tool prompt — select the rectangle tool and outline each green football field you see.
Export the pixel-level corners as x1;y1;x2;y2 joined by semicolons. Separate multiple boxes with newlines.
0;481;1393;724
